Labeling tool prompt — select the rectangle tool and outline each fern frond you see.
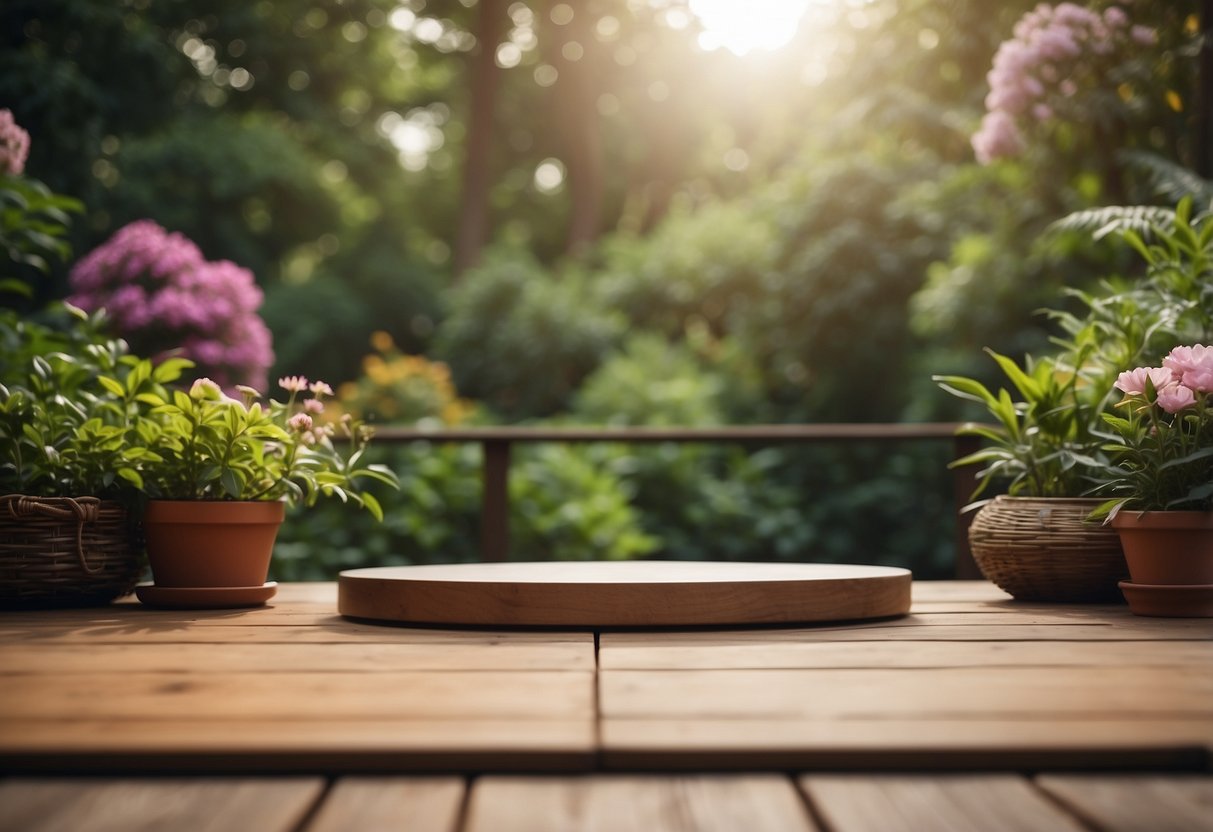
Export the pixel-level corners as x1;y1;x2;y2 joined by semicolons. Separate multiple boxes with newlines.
1119;150;1213;206
1047;205;1177;240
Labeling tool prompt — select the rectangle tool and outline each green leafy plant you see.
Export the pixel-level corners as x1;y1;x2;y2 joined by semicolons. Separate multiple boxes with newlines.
0;304;179;496
136;376;399;518
934;347;1106;499
1091;347;1213;517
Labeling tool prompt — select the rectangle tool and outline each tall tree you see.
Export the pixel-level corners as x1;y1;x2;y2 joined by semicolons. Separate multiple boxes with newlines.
453;0;507;275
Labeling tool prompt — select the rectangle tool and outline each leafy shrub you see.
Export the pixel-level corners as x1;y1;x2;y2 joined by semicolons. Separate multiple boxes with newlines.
334;331;473;427
435;249;625;419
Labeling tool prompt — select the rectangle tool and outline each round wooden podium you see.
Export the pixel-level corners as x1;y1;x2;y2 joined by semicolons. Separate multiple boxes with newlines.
338;562;911;627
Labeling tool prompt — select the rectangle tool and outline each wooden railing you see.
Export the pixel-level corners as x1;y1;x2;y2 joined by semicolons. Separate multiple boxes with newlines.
374;424;983;578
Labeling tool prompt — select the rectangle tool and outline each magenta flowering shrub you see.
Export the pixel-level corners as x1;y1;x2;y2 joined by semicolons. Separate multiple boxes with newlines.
68;220;273;390
0;109;30;176
972;3;1158;164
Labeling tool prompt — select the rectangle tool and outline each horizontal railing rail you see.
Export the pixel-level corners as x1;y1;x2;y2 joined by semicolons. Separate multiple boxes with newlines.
373;424;982;578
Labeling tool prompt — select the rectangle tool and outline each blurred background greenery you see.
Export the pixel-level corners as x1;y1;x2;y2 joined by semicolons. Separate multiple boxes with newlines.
2;0;1207;578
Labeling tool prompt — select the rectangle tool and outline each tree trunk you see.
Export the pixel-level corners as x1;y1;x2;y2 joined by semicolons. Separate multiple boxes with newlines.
453;0;508;277
552;3;604;256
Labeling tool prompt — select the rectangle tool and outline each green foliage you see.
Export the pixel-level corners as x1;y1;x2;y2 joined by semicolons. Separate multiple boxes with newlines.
935;349;1105;498
0;304;179;496
436;251;625;419
273;443;483;581
0;174;82;300
137;381;397;515
574;330;766;427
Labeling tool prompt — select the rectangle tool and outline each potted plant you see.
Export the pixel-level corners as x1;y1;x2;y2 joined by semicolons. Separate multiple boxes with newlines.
1093;346;1213;616
934;347;1126;602
0;305;185;607
133;374;398;608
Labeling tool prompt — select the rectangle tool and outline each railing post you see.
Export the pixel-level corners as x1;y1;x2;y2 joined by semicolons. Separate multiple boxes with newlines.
952;433;982;579
481;440;511;562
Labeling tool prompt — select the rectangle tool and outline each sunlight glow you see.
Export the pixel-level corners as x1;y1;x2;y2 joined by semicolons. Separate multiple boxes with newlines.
689;0;813;56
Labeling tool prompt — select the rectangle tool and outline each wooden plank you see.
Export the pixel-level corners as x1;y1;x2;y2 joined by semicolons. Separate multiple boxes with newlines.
0;640;594;672
911;581;1018;603
601;719;1213;771
0;777;324;832
0;621;593;644
338;562;911;627
305;778;464;832
0;670;593;720
596;620;1211;643
600;638;1213;670
0;719;594;773
800;775;1087;832
1036;775;1213;832
463;776;816;832
600;668;1213;719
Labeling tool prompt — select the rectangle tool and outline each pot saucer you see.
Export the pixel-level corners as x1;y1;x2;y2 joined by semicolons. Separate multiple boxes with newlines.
135;582;277;609
1118;580;1213;618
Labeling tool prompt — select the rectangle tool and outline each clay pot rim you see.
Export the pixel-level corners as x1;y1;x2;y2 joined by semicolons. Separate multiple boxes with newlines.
1110;510;1213;530
144;499;287;524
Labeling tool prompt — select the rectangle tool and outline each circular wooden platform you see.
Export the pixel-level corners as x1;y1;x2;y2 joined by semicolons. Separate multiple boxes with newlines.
337;562;912;627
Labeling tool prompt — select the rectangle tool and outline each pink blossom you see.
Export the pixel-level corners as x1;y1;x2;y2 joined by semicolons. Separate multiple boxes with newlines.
288;413;314;433
1115;366;1174;396
1156;384;1197;414
279;376;309;393
67;220;272;388
303;398;325;414
309;381;333;398
0;109;31;176
973;3;1157;165
1164;344;1213;393
972;111;1025;164
1130;25;1157;46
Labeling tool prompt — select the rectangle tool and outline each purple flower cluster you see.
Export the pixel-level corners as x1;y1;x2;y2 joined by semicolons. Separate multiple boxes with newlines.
68;220;274;390
973;3;1158;164
0;109;31;176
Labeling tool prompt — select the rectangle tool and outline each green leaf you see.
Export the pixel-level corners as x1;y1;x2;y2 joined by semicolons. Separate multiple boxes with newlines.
361;491;384;522
116;468;144;489
97;376;126;398
986;349;1043;402
220;468;242;498
151;357;195;384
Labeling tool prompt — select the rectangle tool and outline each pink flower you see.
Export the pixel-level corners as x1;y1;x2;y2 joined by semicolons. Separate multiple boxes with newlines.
279;376;309;393
1130;25;1157;46
972;3;1158;165
288;413;313;433
1156;384;1197;414
309;381;333;398
1164;344;1213;393
1115;366;1174;396
303;398;325;414
0;109;31;176
67;220;271;388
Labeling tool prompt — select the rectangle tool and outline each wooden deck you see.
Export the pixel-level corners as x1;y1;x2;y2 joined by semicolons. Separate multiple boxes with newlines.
1;580;1211;830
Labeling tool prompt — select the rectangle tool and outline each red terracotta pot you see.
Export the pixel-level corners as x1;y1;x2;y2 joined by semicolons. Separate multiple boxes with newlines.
143;500;285;588
1109;510;1213;586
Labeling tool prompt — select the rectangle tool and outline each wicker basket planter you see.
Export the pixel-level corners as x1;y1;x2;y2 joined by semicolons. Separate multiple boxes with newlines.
0;495;143;607
968;495;1128;602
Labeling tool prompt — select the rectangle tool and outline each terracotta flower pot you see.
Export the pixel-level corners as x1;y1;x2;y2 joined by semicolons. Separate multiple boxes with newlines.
1110;510;1213;586
143;500;285;588
1110;510;1213;617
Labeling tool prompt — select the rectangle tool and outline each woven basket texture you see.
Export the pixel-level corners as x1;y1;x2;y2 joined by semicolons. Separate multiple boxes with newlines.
968;495;1128;602
0;495;143;607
